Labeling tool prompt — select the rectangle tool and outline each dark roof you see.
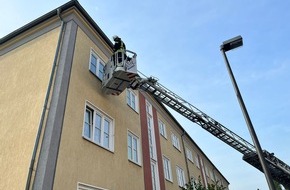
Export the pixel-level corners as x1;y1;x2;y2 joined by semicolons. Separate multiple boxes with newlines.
0;0;113;48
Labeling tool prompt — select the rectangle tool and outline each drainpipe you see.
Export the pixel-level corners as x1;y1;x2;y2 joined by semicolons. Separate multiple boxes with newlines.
212;168;217;190
25;8;65;190
181;130;191;184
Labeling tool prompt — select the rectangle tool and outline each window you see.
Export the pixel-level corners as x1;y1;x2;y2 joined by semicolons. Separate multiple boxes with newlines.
151;161;160;190
205;165;209;177
128;131;140;164
171;133;180;150
176;166;186;187
89;50;105;80
195;155;200;169
163;156;173;181
158;120;167;138
186;147;194;163
126;89;138;112
83;104;114;151
148;115;157;160
210;170;215;181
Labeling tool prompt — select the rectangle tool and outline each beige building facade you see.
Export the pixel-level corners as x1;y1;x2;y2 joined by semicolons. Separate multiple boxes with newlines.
0;1;229;190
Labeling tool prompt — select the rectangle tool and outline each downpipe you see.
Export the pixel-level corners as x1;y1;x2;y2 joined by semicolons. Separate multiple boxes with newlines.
25;8;65;190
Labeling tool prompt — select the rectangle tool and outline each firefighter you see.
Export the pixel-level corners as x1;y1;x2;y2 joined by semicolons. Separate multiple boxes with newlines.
113;35;126;65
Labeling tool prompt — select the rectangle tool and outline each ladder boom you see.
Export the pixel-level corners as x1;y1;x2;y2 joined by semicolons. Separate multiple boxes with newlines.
131;76;290;188
134;77;255;155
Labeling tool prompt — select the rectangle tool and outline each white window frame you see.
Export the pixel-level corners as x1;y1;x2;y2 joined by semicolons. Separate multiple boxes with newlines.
89;49;105;80
163;155;173;182
186;147;194;163
126;89;139;112
158;119;167;139
127;131;141;165
83;103;114;152
176;166;186;188
171;133;181;151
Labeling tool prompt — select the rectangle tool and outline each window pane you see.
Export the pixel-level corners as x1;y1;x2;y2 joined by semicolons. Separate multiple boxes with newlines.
104;120;110;133
103;134;109;148
84;123;90;138
84;109;92;138
90;54;97;74
103;119;110;148
149;146;154;159
128;135;132;160
131;94;136;109
98;62;104;80
94;114;102;143
133;138;137;150
151;163;157;190
127;90;131;105
133;138;138;162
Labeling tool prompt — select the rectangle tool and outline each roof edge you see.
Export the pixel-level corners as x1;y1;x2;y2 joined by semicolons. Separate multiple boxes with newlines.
0;0;113;48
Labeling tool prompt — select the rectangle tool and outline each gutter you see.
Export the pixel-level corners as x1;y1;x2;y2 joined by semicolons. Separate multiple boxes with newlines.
25;8;65;190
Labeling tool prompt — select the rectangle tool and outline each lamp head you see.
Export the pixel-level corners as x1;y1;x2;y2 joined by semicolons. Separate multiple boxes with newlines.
221;35;243;52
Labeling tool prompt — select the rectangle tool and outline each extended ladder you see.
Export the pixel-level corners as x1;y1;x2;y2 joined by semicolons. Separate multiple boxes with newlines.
131;76;290;189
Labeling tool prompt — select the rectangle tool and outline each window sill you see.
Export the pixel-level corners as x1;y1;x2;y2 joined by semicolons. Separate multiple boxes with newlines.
188;159;195;164
89;70;103;82
128;159;142;167
173;145;181;152
127;104;139;114
165;178;173;183
82;136;114;153
160;134;167;140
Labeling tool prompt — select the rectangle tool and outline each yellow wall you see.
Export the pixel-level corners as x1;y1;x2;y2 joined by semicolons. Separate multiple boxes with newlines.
0;27;60;190
183;139;203;182
53;27;144;190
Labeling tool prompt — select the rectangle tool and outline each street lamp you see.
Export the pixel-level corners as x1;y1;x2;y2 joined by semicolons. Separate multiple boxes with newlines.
220;36;276;190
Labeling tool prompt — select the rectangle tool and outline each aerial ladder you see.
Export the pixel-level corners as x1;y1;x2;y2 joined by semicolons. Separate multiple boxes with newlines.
102;50;290;189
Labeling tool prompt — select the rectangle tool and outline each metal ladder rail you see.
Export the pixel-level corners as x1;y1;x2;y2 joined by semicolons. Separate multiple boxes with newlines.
136;77;256;155
263;151;290;175
131;76;290;187
243;151;290;189
143;78;290;177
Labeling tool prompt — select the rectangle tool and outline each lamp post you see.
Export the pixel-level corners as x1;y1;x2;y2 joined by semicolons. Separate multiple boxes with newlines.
220;36;276;190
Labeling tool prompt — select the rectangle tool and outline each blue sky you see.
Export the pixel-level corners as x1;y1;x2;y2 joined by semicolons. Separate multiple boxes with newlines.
1;0;290;189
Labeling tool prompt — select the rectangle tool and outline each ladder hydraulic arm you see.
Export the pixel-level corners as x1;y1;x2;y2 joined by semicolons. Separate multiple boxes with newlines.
130;76;290;189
